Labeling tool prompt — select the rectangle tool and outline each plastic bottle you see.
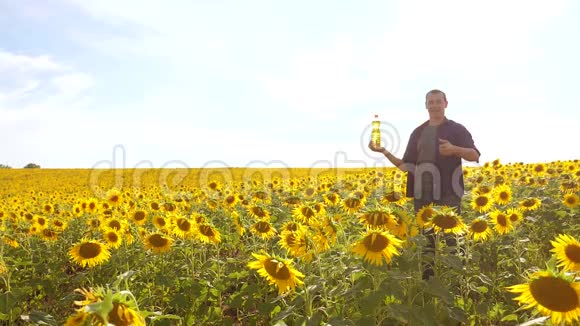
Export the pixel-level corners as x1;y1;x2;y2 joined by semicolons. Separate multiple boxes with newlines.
371;114;381;147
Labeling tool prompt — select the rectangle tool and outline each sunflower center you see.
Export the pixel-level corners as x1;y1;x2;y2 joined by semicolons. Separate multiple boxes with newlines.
106;220;120;230
110;195;119;203
419;208;434;221
155;218;166;227
199;225;215;237
301;207;315;218
529;277;578;312
365;212;390;226
433;215;459;229
344;198;361;208
251;207;267;218
54;221;63;227
496;214;507;226
284;234;297;247
43;229;56;238
149;234;169;247
475;196;489;206
255;221;271;233
509;213;519;222
225;196;236;204
566;197;577;205
385;192;400;202
107;232;119;242
134;211;146;221
363;233;389;252
264;259;291;280
79;242;103;259
565;244;580;262
471;220;488;233
522;199;535;207
89;203;96;210
499;192;509;200
177;219;191;231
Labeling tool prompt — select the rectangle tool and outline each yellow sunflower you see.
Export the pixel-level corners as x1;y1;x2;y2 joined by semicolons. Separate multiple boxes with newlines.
519;197;541;212
280;221;308;233
51;218;67;231
468;217;492;241
278;230;308;257
341;196;365;215
3;235;19;248
352;229;403;266
195;223;221;244
108;302;145;326
69;239;111;267
471;194;493;213
550;234;580;272
506;208;523;224
562;193;579;209
283;196;302;207
247;205;270;220
143;232;172;254
223;194;239;209
64;312;88;326
358;208;397;230
292;203;320;225
106;188;123;206
416;204;436;228
490;210;514;235
531;162;547;176
248;252;305;295
152;215;169;231
381;191;408;206
323;192;341;206
507;270;580;325
102;217;125;232
172;216;194;239
492;184;512;206
251;220;277;239
473;185;493;196
41;228;59;242
231;211;245;236
388;208;412;238
102;228;123;249
428;207;466;235
131;210;148;226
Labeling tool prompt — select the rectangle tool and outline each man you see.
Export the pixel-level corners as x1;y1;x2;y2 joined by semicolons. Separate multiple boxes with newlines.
369;89;480;280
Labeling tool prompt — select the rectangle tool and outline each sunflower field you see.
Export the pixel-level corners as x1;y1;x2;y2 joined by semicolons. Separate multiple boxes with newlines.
0;160;579;325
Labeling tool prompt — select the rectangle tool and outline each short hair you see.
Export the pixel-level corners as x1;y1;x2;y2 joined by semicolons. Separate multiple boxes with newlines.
425;89;447;103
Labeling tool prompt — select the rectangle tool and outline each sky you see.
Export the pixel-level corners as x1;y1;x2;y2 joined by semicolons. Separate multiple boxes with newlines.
1;0;579;170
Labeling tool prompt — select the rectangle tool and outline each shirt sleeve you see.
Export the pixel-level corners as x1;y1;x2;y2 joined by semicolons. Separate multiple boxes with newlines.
454;124;481;157
402;131;418;163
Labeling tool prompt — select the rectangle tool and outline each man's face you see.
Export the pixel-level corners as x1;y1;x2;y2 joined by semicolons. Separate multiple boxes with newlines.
425;93;448;118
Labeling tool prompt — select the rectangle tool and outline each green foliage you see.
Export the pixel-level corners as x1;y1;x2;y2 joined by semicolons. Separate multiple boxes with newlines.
23;163;40;169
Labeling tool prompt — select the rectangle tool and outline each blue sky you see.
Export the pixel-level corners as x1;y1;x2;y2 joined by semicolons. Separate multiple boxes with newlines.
1;0;579;169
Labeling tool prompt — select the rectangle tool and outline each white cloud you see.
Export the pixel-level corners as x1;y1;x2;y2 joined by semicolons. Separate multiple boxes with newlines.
51;73;94;97
0;50;63;72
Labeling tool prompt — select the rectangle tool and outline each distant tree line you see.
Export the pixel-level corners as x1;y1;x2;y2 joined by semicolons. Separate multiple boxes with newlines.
0;163;41;169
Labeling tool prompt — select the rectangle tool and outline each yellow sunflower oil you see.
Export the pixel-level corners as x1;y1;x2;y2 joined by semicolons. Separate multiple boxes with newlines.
371;114;381;147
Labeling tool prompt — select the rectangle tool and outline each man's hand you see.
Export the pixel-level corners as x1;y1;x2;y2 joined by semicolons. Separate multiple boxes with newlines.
438;138;457;156
368;141;386;154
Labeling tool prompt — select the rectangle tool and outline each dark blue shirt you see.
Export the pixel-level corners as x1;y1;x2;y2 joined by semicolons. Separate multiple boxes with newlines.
402;119;480;199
